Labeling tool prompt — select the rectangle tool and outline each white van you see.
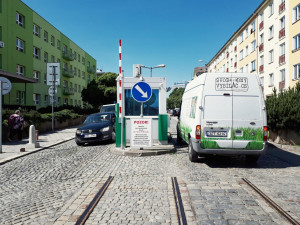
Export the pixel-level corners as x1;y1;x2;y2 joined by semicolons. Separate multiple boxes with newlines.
177;73;268;162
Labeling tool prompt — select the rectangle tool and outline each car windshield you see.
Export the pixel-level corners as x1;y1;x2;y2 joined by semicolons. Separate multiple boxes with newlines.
101;105;115;112
84;114;111;124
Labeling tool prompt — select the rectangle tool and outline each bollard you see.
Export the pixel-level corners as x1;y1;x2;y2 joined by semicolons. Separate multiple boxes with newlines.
29;125;36;145
35;130;39;140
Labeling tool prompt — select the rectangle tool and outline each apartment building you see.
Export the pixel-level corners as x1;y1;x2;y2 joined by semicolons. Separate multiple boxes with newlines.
0;0;96;108
207;0;299;97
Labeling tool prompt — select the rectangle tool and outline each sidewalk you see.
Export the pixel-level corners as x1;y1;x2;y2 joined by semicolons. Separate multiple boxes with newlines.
0;127;77;165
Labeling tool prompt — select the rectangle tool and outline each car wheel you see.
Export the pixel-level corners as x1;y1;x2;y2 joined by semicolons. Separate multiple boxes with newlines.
111;131;116;143
246;155;260;163
188;139;198;162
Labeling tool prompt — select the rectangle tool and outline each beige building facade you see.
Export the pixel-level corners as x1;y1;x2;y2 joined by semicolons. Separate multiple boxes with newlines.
207;0;299;97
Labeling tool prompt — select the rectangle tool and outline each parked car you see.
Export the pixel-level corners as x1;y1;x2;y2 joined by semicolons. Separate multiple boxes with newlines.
100;104;116;113
75;112;116;146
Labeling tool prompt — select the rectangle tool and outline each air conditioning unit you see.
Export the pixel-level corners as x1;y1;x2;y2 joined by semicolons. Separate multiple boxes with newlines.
0;41;4;48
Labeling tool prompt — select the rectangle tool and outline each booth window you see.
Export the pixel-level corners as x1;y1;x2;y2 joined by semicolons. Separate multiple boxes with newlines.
125;89;159;116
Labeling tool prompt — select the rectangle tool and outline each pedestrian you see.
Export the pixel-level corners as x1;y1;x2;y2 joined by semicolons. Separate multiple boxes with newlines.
8;110;26;142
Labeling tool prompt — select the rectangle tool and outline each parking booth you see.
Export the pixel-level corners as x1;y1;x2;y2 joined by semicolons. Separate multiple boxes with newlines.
115;76;169;148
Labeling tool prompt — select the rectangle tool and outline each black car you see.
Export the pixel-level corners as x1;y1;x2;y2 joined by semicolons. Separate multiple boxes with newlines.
75;112;116;146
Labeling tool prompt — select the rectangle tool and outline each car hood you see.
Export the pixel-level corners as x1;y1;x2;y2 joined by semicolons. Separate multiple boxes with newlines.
77;121;111;130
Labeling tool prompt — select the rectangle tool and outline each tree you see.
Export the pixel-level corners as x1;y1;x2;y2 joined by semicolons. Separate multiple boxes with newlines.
167;88;184;109
81;72;118;108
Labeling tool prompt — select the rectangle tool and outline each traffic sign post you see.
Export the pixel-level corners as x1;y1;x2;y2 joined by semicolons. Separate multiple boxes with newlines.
0;77;12;153
131;81;152;117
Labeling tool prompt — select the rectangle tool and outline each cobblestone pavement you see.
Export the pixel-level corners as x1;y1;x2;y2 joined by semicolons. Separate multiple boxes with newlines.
0;117;299;224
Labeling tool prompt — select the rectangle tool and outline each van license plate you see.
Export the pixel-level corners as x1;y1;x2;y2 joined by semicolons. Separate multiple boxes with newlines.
206;131;227;137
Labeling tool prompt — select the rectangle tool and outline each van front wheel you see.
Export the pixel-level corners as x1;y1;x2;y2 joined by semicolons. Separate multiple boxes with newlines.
188;139;198;162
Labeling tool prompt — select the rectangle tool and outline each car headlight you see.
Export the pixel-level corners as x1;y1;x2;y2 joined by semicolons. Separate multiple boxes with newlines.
101;127;110;132
76;130;81;135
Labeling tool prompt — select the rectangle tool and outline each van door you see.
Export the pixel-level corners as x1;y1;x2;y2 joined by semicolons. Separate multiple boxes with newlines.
232;85;264;150
201;74;233;149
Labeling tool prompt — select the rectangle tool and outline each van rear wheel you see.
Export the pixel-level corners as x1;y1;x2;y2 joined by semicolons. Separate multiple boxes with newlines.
188;139;198;162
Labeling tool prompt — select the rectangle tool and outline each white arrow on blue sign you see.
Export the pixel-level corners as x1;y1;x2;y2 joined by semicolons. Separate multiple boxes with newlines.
132;82;152;103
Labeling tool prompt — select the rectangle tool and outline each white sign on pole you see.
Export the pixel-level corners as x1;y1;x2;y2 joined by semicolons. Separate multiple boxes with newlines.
0;77;12;95
48;86;58;96
47;63;60;86
130;118;152;148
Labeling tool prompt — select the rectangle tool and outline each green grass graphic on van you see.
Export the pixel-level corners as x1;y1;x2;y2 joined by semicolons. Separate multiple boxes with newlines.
200;127;264;150
179;123;192;142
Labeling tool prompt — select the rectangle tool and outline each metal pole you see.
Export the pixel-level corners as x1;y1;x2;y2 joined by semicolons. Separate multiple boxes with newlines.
51;66;57;132
150;67;152;77
0;81;2;153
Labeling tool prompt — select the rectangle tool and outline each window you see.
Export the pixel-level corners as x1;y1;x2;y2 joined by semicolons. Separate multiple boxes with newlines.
280;69;285;82
240;67;244;73
44;73;47;84
51;55;55;62
125;89;159;116
16;12;24;27
57;97;61;106
251;40;256;52
280;16;285;29
245;64;249;73
269;73;274;86
16;91;25;104
240;50;244;60
44;95;49;105
44;31;48;42
260;33;264;44
33;47;40;59
260;77;264;88
74;84;77;92
82;57;85;65
44;51;48;63
294;64;300;79
16;64;25;75
33;94;40;105
16;38;24;52
33;24;40;36
259;12;264;23
51;35;55;46
78;54;80;62
251;60;256;72
64;98;68;105
62;44;67;53
239;33;244;43
82;71;85;79
269;50;274;63
280;43;285;56
269;2;274;16
269;26;274;39
33;70;40;81
293;4;300;23
245;45;248;56
57;40;61;49
293;34;300;51
74;51;77;60
78;69;81;77
251;21;256;33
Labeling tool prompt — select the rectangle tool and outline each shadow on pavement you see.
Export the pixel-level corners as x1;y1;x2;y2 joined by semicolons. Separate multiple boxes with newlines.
267;143;300;167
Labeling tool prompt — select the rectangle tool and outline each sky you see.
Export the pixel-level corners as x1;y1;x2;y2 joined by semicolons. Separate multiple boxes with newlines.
22;0;263;88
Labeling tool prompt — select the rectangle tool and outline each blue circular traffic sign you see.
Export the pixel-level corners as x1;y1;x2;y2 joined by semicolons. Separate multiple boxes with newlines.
132;82;152;103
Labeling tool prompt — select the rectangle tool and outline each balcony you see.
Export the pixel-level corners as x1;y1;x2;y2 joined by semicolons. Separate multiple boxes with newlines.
279;1;285;14
259;65;264;73
62;50;75;61
226;52;229;58
234;46;237;52
259;21;264;30
279;81;285;91
63;87;74;95
87;66;95;74
226;68;229;72
279;28;285;39
62;69;74;78
234;62;237;68
261;86;264;93
259;43;264;52
279;54;285;65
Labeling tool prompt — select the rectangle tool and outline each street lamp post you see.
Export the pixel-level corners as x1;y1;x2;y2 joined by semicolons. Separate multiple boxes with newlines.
141;64;166;77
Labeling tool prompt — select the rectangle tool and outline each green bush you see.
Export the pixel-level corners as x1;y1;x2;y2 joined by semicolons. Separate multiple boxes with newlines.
266;82;300;133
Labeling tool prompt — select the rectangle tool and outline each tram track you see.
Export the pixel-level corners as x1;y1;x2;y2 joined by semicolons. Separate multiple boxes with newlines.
242;178;300;225
74;176;188;225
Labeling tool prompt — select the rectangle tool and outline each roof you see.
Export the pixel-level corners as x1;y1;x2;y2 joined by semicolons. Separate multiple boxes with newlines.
0;70;38;83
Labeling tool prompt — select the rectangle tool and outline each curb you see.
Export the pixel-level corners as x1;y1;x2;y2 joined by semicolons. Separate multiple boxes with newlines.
0;137;75;166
